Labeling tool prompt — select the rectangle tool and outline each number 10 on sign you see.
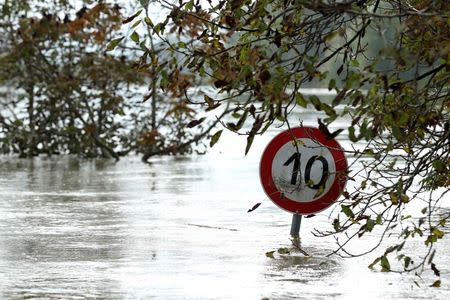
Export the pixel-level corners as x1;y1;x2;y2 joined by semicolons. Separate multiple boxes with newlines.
259;127;347;215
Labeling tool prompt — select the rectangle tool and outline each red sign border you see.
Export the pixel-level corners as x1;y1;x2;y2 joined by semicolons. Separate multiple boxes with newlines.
259;127;348;214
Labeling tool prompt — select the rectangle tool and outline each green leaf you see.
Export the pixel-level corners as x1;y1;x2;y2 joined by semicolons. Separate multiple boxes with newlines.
245;135;254;156
239;46;250;63
341;205;354;219
432;159;447;172
328;79;336;90
368;257;381;270
178;41;187;48
380;255;391;272
277;247;290;254
154;23;165;34
130;31;139;43
348;126;358;142
392;126;402;141
333;218;340;231
139;41;148;51
396;241;405;252
376;214;382;225
425;235;436;246
245;117;263;156
404;256;411;269
139;0;149;8
304;61;314;75
227;110;248;131
309;95;322;110
260;121;272;134
210;130;223;147
185;0;195;10
276;114;285;122
365;218;375;232
351;59;360;67
324;30;342;42
199;66;206;77
320;102;336;117
131;19;142;29
398;112;409;127
396;178;404;195
295;93;308;108
144;17;154;27
122;9;143;24
106;36;124;51
385;245;398;254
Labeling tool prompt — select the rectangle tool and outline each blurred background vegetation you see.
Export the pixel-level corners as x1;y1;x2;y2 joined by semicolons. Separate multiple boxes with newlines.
0;0;218;160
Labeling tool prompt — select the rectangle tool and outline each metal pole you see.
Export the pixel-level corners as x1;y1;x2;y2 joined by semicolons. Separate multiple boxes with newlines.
290;213;302;237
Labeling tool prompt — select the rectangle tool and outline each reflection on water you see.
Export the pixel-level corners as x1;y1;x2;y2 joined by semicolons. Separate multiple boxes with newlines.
0;127;449;299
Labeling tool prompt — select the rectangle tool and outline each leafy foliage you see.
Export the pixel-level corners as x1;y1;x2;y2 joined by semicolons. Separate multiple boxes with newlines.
122;0;450;282
0;1;222;160
0;1;142;159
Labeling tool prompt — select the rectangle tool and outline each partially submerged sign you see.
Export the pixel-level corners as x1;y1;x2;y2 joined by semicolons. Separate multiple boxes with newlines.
260;127;347;214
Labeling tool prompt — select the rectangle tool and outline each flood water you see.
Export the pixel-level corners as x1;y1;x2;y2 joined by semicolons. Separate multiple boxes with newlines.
0;123;449;299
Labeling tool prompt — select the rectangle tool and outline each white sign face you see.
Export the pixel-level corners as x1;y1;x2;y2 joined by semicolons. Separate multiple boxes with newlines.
271;138;336;203
260;127;347;214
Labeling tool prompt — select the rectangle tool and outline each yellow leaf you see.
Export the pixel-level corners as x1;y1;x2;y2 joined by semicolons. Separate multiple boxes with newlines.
401;194;409;203
432;228;444;239
265;251;275;259
430;280;441;288
390;192;399;205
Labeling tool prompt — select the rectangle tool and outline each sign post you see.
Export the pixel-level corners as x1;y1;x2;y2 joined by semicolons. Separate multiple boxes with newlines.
260;127;347;237
290;214;302;238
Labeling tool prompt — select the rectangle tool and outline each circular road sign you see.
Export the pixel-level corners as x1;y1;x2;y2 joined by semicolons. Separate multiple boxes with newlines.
260;127;347;214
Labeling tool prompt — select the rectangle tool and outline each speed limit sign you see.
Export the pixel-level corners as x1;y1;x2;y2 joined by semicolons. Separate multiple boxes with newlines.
259;127;347;214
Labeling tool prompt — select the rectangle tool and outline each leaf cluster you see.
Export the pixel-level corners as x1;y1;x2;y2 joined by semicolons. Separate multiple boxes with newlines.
123;0;450;282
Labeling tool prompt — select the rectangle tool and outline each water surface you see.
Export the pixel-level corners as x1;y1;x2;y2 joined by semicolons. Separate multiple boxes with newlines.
0;128;448;299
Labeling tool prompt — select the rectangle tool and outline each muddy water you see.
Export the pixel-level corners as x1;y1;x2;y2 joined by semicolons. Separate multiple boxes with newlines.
0;125;449;299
